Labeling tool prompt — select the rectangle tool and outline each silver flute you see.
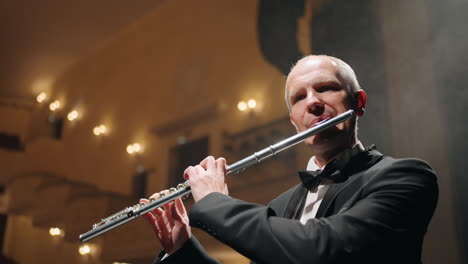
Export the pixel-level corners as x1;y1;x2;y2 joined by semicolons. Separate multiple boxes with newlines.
79;109;355;242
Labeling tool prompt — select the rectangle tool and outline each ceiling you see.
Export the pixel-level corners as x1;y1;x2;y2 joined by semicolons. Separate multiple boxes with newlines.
0;0;163;102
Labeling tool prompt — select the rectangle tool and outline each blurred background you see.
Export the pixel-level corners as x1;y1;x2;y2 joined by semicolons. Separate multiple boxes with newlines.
0;0;466;263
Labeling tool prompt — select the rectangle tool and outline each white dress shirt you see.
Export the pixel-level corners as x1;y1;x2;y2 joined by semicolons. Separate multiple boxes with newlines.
299;156;331;224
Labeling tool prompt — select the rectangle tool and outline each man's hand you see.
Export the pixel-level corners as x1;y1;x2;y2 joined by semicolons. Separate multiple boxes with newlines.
184;156;229;203
140;194;191;255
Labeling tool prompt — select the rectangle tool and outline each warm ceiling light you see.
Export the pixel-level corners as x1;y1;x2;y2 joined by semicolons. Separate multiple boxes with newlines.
67;110;79;121
49;227;63;236
49;100;61;111
93;125;107;136
36;92;47;103
133;143;142;152
93;127;101;136
126;144;134;154
127;143;142;155
237;101;247;112
99;125;107;133
247;99;257;109
79;244;91;255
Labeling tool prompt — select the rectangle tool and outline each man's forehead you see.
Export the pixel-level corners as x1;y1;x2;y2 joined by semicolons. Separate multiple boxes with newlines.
292;56;338;74
287;56;340;86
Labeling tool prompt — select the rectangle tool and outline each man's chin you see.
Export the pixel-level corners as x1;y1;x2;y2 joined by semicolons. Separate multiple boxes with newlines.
305;131;341;150
305;135;329;148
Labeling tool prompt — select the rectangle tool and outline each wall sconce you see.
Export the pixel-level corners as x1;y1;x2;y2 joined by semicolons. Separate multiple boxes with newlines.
93;124;107;136
49;100;61;111
237;101;247;112
67;110;79;121
247;99;257;109
238;98;257;112
126;143;143;155
49;227;64;237
36;92;47;103
79;244;92;255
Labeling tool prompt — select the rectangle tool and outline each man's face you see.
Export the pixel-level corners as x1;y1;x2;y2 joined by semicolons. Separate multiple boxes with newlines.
286;56;354;151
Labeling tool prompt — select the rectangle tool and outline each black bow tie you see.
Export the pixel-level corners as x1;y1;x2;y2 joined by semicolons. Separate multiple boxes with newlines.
298;169;347;190
298;143;368;190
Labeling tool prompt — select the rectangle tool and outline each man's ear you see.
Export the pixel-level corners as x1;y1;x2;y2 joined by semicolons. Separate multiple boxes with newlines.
290;115;299;131
354;90;367;117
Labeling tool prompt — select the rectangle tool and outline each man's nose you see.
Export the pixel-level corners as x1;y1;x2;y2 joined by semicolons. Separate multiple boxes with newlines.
306;94;325;116
308;104;325;116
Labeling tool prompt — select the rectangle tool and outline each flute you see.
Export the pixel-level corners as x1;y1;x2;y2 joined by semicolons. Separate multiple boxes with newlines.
79;109;355;242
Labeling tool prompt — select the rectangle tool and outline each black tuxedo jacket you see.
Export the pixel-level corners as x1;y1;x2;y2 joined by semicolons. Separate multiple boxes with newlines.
156;148;438;264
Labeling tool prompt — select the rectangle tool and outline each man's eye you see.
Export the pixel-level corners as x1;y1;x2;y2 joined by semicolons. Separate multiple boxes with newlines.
293;94;306;104
317;86;339;92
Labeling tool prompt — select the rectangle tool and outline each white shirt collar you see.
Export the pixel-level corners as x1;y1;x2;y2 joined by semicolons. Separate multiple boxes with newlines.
306;156;321;171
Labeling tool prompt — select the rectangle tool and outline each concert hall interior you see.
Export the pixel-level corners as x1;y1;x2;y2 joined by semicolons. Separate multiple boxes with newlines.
0;0;467;263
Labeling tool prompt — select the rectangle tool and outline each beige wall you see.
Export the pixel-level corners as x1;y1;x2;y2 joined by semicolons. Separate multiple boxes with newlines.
3;0;285;263
44;0;286;194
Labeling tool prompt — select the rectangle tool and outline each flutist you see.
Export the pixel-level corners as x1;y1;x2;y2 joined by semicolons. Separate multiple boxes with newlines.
140;55;439;264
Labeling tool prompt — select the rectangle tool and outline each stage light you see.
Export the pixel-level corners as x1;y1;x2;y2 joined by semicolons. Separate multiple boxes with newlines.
127;143;142;155
99;125;107;134
237;101;247;111
93;125;107;136
67;110;79;121
247;99;257;109
133;143;141;152
79;244;91;255
126;144;134;154
36;92;47;103
49;227;63;236
49;100;61;111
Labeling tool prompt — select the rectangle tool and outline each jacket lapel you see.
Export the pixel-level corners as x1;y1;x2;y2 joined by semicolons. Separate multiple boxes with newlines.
315;147;383;218
314;171;365;218
282;184;308;219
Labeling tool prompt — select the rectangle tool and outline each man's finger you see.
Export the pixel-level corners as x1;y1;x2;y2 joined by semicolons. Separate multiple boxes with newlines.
200;156;215;169
163;201;175;227
205;156;216;172
149;192;161;200
183;166;195;180
142;211;157;225
171;198;187;222
140;198;149;205
194;165;205;175
140;198;156;223
151;207;164;218
140;198;162;232
175;198;187;216
155;209;173;244
215;158;227;176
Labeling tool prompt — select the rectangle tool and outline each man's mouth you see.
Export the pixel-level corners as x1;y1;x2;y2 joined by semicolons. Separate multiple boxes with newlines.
306;115;332;128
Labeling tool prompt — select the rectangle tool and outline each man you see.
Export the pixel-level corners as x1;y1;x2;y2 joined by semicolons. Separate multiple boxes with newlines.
140;55;439;264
